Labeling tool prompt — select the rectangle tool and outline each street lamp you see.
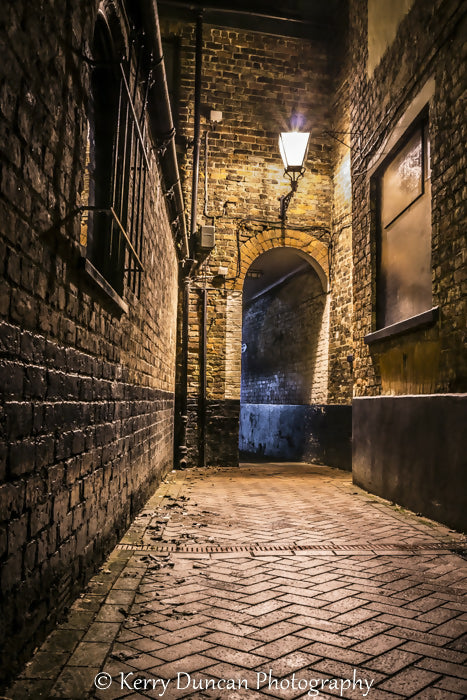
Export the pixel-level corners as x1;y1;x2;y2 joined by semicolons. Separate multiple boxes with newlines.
278;131;310;221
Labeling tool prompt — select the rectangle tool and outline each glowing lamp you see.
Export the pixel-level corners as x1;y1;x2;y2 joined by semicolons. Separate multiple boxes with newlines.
279;132;310;174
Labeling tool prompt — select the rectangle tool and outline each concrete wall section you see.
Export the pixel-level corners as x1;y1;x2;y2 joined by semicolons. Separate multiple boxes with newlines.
353;395;467;531
240;404;352;470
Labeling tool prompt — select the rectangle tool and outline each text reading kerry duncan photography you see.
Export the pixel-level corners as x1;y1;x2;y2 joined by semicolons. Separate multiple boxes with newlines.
94;668;375;697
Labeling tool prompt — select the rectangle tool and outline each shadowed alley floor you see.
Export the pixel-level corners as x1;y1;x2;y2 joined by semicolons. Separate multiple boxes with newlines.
8;463;467;699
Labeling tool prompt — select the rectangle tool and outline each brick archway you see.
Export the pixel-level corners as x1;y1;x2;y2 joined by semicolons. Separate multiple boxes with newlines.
228;228;330;293
223;230;330;403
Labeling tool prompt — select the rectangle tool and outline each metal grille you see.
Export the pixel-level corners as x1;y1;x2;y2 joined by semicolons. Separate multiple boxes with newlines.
110;49;150;297
116;541;464;554
86;30;151;298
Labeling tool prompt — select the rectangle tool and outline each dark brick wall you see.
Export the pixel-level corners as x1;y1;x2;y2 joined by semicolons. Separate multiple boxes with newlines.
241;268;328;405
0;0;179;680
350;0;467;396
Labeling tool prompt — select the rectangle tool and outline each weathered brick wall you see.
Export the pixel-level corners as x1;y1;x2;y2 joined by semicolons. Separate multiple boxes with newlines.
241;268;328;404
161;15;354;464
0;0;179;680
328;22;354;405
350;0;467;396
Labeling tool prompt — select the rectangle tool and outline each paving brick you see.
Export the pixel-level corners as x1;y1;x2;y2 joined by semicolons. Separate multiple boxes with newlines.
365;648;421;673
399;640;466;664
156;639;214;662
202;632;261;652
415;656;467;680
432;675;467;693
252;635;308;659
155;625;210;647
203;646;268;668
248;621;306;643
300;642;370;665
376;666;441;695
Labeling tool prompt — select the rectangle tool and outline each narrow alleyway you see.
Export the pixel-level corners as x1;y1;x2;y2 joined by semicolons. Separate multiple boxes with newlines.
9;464;467;700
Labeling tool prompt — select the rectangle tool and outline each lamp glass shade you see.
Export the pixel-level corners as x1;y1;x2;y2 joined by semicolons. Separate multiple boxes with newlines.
279;132;310;172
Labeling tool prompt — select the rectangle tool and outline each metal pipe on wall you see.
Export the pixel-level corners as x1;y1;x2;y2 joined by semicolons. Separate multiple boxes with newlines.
190;11;204;240
178;271;193;468
199;285;207;467
136;0;189;259
177;10;203;468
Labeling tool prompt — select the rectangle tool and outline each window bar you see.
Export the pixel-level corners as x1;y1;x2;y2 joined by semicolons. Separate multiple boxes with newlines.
129;138;140;292
137;161;147;297
110;207;144;270
129;40;142;270
134;69;151;296
133;145;145;294
132;37;143;104
117;63;131;231
111;80;124;207
128;46;142;291
119;64;150;170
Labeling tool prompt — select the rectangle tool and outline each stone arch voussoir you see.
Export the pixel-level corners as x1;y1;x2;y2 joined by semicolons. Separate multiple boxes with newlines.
229;229;329;292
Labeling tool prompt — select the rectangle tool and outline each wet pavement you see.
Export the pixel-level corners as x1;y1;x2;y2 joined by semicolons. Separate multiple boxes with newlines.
7;463;467;699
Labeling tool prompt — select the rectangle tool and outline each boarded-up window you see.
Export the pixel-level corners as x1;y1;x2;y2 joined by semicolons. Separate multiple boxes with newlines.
376;115;432;328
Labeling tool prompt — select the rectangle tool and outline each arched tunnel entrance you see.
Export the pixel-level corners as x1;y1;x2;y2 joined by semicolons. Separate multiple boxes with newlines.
239;246;344;462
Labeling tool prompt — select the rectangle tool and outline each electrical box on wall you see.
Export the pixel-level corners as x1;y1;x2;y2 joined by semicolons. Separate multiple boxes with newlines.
199;225;215;250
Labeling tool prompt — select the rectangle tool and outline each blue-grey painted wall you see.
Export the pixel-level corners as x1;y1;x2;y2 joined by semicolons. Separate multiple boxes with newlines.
239;403;352;470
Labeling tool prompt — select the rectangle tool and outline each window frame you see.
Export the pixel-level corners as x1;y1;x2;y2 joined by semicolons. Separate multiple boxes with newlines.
373;108;433;333
83;8;151;305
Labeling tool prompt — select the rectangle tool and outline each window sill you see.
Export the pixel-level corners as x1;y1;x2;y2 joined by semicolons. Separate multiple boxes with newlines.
81;258;129;314
364;306;439;345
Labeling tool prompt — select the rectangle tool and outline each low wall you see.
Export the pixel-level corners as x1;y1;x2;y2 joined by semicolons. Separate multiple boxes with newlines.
239;403;352;470
352;394;467;531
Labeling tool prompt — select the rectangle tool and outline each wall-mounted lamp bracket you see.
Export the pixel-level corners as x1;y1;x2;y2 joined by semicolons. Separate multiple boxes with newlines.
324;130;362;152
279;171;301;222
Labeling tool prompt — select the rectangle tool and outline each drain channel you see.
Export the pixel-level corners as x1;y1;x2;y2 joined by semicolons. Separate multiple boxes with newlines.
116;541;463;554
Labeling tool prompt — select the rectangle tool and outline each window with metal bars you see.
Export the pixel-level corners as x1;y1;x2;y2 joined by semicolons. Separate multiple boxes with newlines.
86;11;150;299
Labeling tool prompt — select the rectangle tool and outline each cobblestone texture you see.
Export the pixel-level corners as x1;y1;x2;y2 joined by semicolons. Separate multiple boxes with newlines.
8;463;466;699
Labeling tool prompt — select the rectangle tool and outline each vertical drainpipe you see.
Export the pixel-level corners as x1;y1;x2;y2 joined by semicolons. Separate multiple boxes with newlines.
178;10;203;469
190;11;203;242
200;285;207;467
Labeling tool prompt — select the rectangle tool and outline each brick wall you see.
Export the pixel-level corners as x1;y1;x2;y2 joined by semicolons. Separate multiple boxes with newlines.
350;0;466;529
241;268;328;404
328;22;354;405
349;0;467;396
161;14;354;464
0;0;179;680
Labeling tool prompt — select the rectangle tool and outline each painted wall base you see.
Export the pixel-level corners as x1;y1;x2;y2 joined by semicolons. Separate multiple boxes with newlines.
239;403;352;470
352;394;467;532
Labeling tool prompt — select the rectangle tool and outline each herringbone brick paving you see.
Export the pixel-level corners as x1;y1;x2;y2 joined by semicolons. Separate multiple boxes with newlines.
8;464;467;699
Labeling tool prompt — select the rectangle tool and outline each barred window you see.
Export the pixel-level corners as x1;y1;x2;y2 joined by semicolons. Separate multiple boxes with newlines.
85;10;150;300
